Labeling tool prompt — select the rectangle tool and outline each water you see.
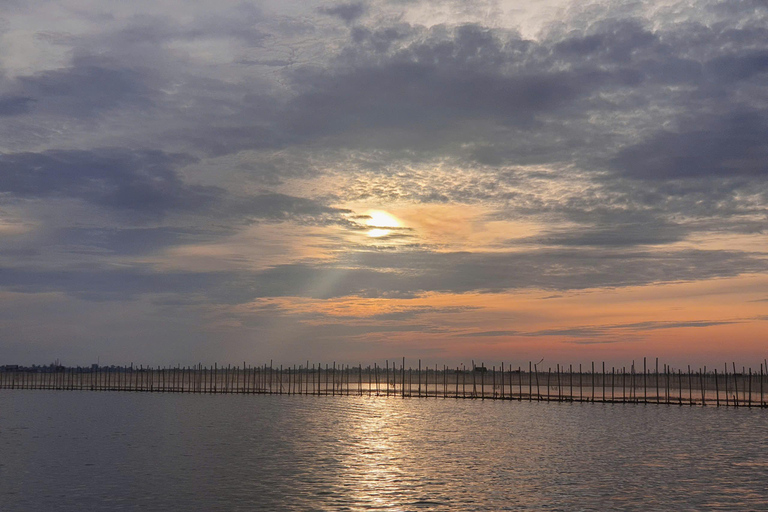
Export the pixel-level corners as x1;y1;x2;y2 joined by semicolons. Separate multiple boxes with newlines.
1;391;766;511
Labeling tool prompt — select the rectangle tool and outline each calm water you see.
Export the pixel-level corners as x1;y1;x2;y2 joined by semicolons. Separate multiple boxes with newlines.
1;391;766;511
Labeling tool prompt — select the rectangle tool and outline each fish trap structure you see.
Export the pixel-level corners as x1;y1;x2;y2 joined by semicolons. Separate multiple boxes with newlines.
1;358;767;408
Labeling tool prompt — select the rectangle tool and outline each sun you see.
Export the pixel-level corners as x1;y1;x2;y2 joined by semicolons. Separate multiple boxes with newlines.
366;210;401;237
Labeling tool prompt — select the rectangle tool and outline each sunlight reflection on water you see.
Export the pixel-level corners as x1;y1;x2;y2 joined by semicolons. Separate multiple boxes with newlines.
1;391;767;511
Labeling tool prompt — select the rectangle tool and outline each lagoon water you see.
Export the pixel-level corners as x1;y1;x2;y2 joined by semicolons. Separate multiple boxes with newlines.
1;390;767;511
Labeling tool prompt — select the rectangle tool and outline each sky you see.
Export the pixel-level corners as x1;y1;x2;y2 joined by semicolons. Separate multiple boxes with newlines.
0;0;767;368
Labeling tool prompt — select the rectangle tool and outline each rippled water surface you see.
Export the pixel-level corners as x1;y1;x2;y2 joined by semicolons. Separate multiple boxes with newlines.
1;390;767;511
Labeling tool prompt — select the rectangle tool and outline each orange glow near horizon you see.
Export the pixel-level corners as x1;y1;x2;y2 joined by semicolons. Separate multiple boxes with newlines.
230;273;768;367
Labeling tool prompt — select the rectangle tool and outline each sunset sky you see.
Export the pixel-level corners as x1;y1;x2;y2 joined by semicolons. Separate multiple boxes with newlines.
1;0;766;367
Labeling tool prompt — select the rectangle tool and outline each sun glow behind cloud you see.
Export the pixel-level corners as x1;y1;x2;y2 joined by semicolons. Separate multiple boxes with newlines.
365;210;402;238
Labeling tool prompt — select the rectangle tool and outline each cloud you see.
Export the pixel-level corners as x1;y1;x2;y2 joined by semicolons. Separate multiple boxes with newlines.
523;223;687;247
1;0;768;363
0;148;215;215
16;61;156;118
0;96;34;116
230;193;350;221
318;2;367;24
282;23;648;153
612;110;768;180
455;330;521;337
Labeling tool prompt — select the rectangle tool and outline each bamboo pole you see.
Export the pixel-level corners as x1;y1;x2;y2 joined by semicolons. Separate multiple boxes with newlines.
688;365;693;405
601;362;605;402
611;367;615;402
713;369;719;406
643;357;647;403
401;358;405;399
529;362;533;401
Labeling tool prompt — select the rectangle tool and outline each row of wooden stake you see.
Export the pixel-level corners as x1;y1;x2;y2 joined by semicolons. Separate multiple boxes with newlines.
1;358;766;407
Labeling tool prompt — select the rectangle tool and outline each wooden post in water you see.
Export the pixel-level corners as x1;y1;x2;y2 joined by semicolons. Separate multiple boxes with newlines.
557;364;562;402
444;364;448;399
456;366;460;398
643;357;647;403
384;360;389;397
501;362;505;399
601;361;605;402
591;362;595;402
724;363;729;406
481;362;485;400
435;363;438;399
732;362;739;407
748;368;752;407
401;358;405;399
622;366;626;403
529;362;533;401
714;369;720;406
418;360;422;398
688;365;693;405
408;366;412;398
534;362;540;401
